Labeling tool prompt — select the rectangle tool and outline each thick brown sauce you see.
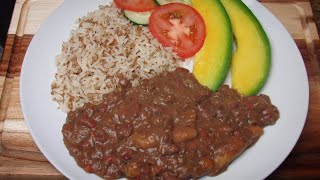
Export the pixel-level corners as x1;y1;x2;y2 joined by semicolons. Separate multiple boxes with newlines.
62;68;279;179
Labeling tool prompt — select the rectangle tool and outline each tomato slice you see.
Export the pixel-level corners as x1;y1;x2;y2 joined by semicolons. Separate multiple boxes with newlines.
114;0;158;12
148;3;206;59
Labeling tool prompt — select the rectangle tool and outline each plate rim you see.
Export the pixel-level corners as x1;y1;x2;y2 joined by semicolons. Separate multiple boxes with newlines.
20;0;310;179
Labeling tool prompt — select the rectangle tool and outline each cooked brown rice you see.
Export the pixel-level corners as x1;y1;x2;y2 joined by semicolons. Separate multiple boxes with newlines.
51;4;181;112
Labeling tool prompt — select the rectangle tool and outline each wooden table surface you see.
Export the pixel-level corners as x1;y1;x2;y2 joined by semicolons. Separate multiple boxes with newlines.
0;0;319;179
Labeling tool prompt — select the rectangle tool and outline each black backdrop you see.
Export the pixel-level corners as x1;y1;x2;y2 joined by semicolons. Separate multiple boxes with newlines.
0;0;16;48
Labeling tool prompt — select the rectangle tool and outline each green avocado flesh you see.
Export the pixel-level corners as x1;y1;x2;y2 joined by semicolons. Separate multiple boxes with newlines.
192;0;233;91
220;0;271;96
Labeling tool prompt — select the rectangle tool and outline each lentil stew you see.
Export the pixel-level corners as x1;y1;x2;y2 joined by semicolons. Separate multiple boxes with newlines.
62;68;279;179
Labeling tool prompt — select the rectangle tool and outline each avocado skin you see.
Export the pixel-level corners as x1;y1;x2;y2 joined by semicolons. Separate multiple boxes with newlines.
192;0;233;91
220;0;271;96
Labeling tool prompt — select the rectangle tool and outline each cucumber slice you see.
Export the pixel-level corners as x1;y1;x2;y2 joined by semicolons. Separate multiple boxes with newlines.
123;10;152;25
154;0;192;6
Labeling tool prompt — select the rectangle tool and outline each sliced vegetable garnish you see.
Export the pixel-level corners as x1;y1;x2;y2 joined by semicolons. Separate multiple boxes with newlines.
154;0;192;6
124;10;153;25
148;3;206;59
114;0;158;12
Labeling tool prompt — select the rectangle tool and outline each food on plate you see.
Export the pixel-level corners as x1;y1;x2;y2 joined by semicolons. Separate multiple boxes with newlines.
154;0;192;5
51;5;182;112
114;0;157;12
148;3;206;59
51;1;278;179
192;0;233;91
123;10;152;25
123;0;192;26
221;0;271;96
62;68;279;179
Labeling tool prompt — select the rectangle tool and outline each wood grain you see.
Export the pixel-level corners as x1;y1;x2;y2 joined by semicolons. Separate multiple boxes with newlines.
0;0;319;179
8;0;64;35
311;0;320;32
0;155;64;179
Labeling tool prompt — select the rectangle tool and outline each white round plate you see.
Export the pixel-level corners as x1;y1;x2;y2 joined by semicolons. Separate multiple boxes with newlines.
20;0;309;179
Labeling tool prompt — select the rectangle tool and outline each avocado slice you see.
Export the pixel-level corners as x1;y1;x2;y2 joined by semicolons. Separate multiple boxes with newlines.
192;0;233;91
220;0;271;96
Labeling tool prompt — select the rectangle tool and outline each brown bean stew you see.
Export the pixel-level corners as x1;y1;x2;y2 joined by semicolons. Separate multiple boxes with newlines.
62;68;279;179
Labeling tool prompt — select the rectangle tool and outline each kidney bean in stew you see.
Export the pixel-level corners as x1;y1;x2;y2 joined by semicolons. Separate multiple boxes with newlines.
62;68;279;179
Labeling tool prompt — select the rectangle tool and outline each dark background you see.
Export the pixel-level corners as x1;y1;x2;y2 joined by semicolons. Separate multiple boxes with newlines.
0;0;16;59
